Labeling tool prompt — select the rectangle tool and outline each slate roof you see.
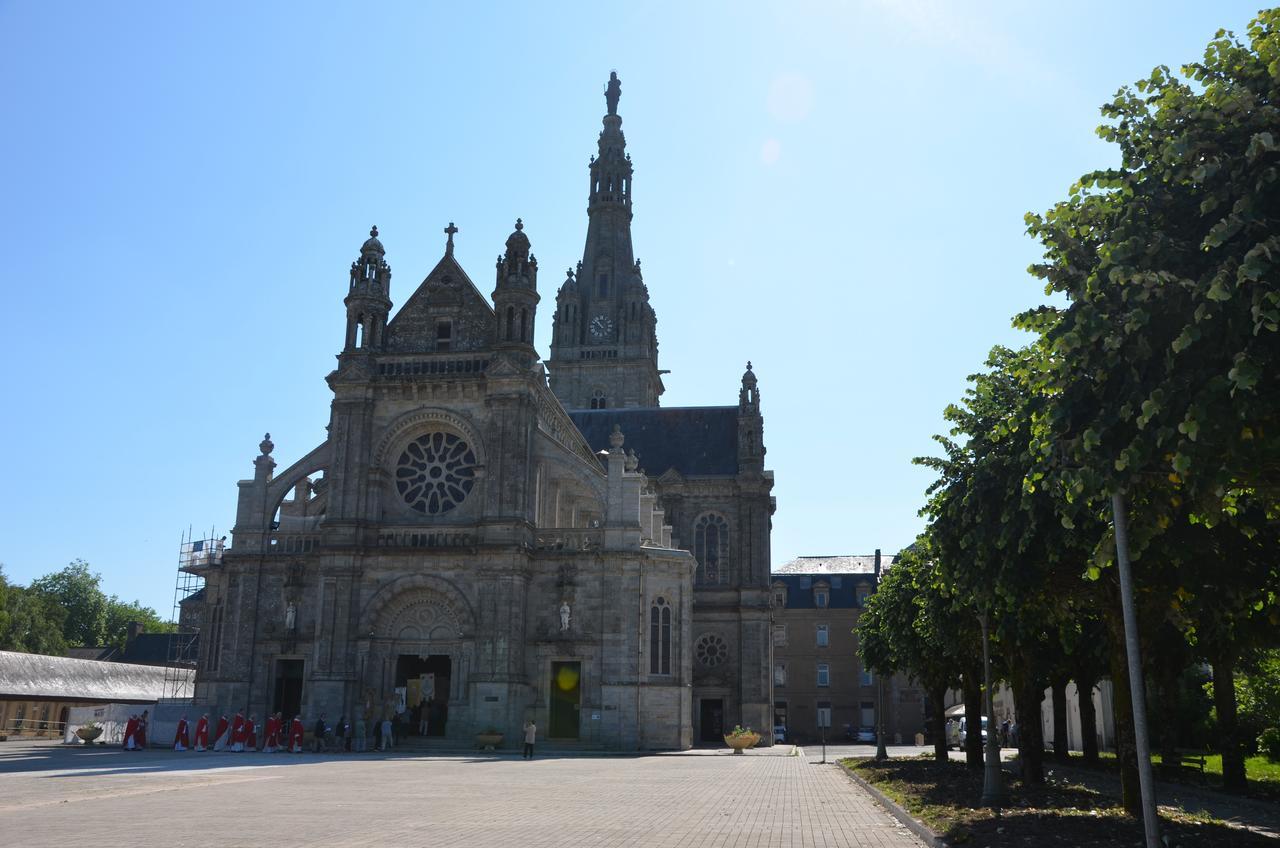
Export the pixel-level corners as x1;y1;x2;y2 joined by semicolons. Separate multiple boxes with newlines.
772;554;897;575
567;406;739;476
0;651;194;702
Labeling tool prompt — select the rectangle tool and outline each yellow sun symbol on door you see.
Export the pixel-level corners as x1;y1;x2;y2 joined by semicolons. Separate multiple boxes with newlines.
556;664;580;692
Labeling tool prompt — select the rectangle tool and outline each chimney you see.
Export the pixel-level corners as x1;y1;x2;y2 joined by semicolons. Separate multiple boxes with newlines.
126;621;144;649
874;548;882;579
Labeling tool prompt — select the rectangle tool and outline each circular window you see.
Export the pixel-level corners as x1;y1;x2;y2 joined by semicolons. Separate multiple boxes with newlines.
395;432;478;514
695;633;729;668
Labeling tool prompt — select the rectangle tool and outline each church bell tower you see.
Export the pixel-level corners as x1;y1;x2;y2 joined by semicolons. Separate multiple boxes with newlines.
547;72;664;410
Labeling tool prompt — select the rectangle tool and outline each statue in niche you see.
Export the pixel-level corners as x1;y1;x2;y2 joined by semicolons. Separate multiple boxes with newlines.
559;601;571;632
285;602;297;632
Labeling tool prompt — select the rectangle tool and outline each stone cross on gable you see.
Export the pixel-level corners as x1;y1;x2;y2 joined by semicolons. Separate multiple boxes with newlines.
444;222;458;255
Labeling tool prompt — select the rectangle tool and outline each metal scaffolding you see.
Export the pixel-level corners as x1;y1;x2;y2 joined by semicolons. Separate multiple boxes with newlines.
159;526;219;701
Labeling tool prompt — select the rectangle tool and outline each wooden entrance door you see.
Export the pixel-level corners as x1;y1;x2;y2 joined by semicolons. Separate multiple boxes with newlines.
549;661;580;739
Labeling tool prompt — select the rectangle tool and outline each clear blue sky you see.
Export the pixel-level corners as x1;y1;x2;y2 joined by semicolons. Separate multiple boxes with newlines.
0;1;1262;616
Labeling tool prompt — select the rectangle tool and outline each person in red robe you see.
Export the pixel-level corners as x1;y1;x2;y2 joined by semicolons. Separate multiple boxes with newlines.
135;710;149;749
262;713;281;753
289;715;305;753
173;714;190;751
213;714;230;751
193;714;210;751
244;715;258;751
122;715;139;750
230;711;246;752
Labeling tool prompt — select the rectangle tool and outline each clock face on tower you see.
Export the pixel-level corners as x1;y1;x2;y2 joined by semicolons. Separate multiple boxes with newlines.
589;314;614;341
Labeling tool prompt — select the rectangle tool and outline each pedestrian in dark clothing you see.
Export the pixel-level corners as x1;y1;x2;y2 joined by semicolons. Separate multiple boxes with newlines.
313;714;327;753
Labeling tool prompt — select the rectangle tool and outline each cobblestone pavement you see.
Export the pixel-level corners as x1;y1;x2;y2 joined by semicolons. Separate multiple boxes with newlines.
0;741;923;848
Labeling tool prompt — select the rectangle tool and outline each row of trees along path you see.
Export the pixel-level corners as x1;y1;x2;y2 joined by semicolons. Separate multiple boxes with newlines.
859;9;1280;815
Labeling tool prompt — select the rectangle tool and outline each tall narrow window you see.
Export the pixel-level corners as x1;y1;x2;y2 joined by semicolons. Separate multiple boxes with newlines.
649;597;671;675
694;514;730;585
814;586;829;608
598;274;609;297
590;389;607;409
774;663;786;686
505;306;515;341
817;663;830;687
816;624;829;647
436;320;452;352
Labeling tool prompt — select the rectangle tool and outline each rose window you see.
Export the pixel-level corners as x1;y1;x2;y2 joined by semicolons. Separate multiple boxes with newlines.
395;432;478;514
695;633;729;668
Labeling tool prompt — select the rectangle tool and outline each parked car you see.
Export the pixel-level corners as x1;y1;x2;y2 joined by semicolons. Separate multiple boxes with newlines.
773;725;786;744
947;715;988;749
855;726;876;743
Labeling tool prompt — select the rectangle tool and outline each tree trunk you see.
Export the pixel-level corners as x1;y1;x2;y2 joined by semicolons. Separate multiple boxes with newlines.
1051;675;1070;763
1212;652;1247;793
1012;667;1045;785
963;666;983;769
1108;634;1141;815
929;684;948;763
1077;674;1100;765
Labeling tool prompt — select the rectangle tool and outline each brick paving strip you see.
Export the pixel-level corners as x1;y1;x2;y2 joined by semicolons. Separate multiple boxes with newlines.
0;742;923;848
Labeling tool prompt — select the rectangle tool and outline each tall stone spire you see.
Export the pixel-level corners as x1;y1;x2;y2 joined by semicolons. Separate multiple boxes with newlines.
547;73;663;409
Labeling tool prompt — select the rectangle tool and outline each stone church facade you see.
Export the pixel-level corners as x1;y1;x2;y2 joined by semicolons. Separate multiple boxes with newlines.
190;73;775;749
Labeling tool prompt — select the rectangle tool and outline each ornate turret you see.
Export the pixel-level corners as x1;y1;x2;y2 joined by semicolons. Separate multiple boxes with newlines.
343;225;392;352
738;362;765;473
547;72;664;409
492;218;540;362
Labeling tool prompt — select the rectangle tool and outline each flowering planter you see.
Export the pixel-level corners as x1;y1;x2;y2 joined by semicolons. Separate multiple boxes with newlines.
76;727;103;745
475;733;504;751
724;732;760;754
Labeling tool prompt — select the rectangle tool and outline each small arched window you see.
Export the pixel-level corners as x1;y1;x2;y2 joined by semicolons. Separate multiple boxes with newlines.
590;389;607;410
650;597;672;675
694;514;730;585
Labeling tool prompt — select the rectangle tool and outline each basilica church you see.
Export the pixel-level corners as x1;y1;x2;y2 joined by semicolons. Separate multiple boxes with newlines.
190;74;776;749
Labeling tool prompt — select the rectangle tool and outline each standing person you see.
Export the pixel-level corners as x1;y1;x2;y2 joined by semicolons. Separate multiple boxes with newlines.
354;715;367;753
313;714;327;753
230;711;246;753
522;720;536;760
135;711;149;749
174;714;190;751
335;716;348;753
122;714;139;751
213;714;230;751
193;714;210;752
1000;718;1011;748
380;714;392;751
288;715;305;753
245;715;258;751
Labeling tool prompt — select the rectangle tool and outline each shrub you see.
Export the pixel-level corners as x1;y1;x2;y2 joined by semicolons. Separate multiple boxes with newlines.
1258;727;1280;762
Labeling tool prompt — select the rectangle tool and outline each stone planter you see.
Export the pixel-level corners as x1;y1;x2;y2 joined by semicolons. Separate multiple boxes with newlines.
475;732;504;751
724;732;760;754
76;727;103;745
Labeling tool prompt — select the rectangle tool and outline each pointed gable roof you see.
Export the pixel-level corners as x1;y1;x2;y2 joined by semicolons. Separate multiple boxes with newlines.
385;252;496;353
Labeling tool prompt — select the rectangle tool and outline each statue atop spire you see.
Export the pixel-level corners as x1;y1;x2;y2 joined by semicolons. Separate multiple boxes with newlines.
605;71;621;116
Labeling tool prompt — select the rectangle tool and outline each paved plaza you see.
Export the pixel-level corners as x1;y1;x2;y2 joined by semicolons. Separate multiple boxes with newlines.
0;741;922;848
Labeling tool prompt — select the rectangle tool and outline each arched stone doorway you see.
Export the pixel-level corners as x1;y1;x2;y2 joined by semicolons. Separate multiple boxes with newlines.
358;575;476;741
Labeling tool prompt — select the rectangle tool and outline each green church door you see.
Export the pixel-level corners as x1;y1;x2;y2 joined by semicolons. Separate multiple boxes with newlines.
549;661;581;739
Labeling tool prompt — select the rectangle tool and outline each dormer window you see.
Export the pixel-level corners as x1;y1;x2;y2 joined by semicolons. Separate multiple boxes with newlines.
814;583;829;609
772;582;787;609
436;320;452;352
856;583;871;607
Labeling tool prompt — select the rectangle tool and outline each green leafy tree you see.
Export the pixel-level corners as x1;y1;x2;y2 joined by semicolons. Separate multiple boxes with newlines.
0;565;69;655
917;344;1106;786
1021;11;1280;515
104;597;174;650
28;560;108;647
858;539;971;763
